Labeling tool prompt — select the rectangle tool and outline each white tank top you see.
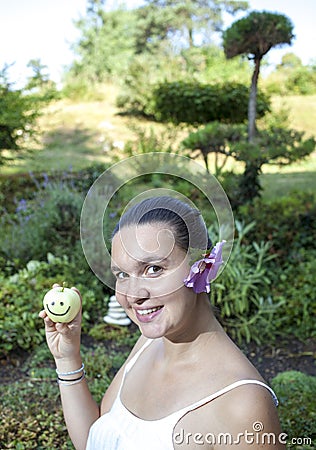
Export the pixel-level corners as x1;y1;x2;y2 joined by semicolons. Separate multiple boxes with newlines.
86;339;278;450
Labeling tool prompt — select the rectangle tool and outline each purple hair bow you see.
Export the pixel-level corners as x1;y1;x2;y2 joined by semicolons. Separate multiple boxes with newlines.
183;241;226;294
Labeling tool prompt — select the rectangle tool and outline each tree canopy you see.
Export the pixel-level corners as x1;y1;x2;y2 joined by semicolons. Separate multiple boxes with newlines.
68;0;249;82
223;11;294;141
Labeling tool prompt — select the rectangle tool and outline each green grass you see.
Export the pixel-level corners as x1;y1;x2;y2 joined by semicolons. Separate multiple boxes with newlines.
272;95;316;137
1;91;316;202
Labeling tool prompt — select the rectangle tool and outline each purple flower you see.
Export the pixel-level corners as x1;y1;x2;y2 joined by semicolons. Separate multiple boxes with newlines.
184;241;226;294
16;198;28;213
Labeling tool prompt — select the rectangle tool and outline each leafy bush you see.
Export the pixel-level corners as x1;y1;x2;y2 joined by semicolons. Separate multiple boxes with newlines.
271;371;316;448
238;192;316;262
181;121;246;173
0;164;109;214
0;381;73;449
0;177;84;268
152;81;271;125
272;250;316;340
210;221;283;344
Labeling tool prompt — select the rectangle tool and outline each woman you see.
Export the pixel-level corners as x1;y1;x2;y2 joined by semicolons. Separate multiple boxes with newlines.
40;196;284;449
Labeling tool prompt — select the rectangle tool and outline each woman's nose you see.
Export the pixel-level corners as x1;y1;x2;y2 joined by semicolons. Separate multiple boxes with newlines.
125;276;150;304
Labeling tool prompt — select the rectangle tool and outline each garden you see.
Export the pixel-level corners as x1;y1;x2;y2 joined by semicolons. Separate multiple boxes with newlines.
1;1;316;449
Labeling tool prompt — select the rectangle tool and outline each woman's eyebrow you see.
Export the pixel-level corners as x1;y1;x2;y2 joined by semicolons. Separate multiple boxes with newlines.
139;255;169;264
111;256;168;272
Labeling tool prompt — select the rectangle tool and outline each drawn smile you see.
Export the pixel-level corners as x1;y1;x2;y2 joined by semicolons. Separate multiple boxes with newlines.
46;304;71;316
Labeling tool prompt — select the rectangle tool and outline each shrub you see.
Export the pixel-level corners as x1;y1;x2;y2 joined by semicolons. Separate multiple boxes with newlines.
0;381;73;449
152;81;270;125
238;192;316;262
210;221;283;344
271;249;316;340
271;371;316;447
0;178;84;268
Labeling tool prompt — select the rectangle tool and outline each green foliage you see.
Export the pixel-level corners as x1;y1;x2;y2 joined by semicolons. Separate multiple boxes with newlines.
152;81;270;124
273;251;316;340
122;124;180;158
0;178;84;267
271;371;316;446
66;0;249;88
138;1;249;51
181;121;246;173
0;324;140;449
0;381;73;449
182;123;315;203
116;52;184;117
223;11;294;60
0;65;54;166
210;220;282;344
265;54;316;96
117;47;253;118
68;7;138;83
223;11;294;141
234;126;315;203
0;254;102;357
238;192;316;260
237;193;316;340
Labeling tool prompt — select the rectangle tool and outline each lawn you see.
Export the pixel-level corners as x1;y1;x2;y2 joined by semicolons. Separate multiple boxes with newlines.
2;92;315;202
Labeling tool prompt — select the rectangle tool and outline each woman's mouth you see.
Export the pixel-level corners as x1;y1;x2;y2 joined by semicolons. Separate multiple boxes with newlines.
135;306;164;322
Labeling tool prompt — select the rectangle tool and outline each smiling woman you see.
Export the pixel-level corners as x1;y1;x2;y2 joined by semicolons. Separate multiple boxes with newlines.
40;195;284;450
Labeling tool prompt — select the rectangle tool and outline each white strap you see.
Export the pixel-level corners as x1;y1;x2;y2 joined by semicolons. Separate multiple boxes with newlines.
118;339;154;395
170;379;278;422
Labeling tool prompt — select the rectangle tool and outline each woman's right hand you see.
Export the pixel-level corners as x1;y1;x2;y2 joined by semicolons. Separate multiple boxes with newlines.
39;283;82;363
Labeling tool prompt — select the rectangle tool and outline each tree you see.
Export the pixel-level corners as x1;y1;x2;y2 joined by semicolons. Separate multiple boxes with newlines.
181;121;245;174
0;65;52;167
223;11;294;141
68;0;249;84
139;0;249;50
69;5;138;83
266;53;316;95
181;122;315;204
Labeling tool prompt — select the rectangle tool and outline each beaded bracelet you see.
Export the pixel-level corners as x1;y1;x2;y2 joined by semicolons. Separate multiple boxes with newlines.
57;371;86;386
56;363;85;377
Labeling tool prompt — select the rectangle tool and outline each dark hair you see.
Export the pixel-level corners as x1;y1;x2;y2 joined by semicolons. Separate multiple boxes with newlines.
112;196;211;251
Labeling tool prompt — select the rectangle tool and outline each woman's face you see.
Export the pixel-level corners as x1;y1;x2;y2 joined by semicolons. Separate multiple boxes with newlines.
111;223;197;339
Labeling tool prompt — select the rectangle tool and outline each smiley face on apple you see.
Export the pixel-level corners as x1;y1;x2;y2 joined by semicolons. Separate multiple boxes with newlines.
43;285;81;323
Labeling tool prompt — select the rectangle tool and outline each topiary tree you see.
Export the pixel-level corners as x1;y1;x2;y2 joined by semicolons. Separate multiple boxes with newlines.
181;122;315;204
223;11;294;141
181;121;246;174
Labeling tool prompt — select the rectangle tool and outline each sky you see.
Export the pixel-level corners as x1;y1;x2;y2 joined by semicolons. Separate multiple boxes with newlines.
1;0;315;87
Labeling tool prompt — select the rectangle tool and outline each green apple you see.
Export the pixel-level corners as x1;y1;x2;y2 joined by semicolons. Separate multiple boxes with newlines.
43;285;81;323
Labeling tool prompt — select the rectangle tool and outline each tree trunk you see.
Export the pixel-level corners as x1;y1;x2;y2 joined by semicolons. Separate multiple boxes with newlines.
248;56;261;142
201;148;209;172
188;26;194;48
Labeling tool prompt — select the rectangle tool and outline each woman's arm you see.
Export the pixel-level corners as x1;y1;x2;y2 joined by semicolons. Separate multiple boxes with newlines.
39;285;99;450
40;285;146;450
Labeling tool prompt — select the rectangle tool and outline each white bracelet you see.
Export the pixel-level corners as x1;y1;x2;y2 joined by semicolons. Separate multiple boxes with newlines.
56;363;84;377
57;371;86;386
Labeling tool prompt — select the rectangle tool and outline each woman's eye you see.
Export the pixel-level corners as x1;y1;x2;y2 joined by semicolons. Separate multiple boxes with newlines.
146;265;162;276
117;272;128;279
